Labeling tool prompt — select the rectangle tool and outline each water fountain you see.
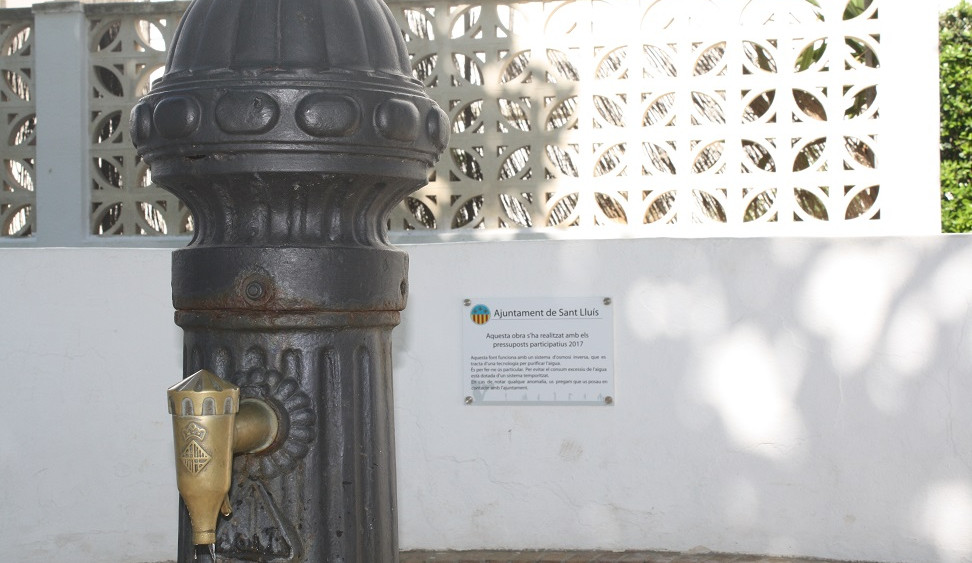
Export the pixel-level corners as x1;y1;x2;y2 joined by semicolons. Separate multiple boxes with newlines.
132;0;447;559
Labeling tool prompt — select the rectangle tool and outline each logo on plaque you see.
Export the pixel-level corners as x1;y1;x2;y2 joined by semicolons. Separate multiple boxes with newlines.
470;304;491;325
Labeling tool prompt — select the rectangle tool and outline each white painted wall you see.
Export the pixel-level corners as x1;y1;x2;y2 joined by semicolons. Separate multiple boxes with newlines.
0;248;179;562
3;236;972;562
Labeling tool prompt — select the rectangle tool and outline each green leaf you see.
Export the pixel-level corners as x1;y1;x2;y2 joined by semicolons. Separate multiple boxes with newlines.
941;1;972;231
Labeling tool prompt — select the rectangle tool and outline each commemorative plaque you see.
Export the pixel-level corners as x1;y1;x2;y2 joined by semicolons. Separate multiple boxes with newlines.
462;297;615;405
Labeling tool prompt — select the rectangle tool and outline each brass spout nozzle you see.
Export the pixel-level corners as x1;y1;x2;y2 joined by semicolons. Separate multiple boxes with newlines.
167;370;279;545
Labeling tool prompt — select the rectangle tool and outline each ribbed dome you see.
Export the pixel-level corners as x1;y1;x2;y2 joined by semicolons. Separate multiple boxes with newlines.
165;0;412;78
132;0;448;195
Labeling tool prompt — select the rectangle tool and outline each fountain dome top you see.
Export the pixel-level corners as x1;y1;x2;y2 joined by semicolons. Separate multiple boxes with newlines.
163;0;414;81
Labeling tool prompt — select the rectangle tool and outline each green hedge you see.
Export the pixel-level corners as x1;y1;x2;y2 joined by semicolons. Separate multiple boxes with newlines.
941;2;972;232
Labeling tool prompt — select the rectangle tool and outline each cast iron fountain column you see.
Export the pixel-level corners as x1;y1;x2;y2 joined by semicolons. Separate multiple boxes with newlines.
131;0;447;561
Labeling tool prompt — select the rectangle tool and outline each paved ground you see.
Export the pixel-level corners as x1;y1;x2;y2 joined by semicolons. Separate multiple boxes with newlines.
399;551;875;563
151;549;877;562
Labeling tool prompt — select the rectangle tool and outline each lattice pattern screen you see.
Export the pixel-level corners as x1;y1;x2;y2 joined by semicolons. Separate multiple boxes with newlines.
89;9;190;236
1;13;34;238
387;0;880;231
74;0;880;237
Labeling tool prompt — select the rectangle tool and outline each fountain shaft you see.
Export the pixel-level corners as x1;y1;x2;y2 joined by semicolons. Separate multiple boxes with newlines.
132;0;447;560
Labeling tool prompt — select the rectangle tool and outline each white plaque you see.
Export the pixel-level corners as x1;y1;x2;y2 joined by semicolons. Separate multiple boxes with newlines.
462;297;614;405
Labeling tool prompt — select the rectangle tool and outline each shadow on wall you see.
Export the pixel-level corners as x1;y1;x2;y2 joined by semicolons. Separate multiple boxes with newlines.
620;237;972;562
394;235;972;563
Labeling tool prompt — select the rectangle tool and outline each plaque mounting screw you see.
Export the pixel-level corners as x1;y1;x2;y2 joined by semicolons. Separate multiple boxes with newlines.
604;396;614;405
603;297;612;306
463;299;471;307
464;396;473;405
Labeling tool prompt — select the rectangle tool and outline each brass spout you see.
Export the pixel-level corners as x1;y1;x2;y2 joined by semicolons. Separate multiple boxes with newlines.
167;370;279;545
